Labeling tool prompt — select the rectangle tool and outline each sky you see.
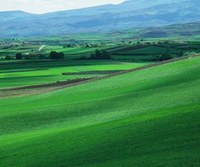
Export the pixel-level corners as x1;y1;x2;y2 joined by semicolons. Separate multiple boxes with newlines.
0;0;125;14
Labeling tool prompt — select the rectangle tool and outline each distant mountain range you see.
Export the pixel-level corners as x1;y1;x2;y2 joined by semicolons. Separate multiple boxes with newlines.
0;0;200;37
136;22;200;38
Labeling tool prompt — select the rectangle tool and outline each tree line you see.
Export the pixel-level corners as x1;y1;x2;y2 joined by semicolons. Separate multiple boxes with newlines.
4;49;111;61
4;51;65;60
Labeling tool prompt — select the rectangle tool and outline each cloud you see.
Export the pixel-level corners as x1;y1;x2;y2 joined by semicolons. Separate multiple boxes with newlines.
0;0;125;14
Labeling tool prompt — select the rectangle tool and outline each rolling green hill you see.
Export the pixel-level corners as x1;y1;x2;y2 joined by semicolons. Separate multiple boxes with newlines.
0;55;200;166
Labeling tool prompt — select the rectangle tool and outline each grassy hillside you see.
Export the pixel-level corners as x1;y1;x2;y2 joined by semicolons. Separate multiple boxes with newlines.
0;55;200;166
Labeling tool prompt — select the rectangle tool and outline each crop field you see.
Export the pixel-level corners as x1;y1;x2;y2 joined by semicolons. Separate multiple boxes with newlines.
43;46;105;59
109;42;200;61
0;53;200;166
1;40;200;62
0;44;112;60
0;60;147;89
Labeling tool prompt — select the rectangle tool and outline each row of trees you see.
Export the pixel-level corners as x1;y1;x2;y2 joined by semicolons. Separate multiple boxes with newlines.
90;50;111;60
13;50;111;60
49;51;64;59
76;50;111;60
12;51;65;60
2;47;185;61
159;50;184;61
3;49;111;61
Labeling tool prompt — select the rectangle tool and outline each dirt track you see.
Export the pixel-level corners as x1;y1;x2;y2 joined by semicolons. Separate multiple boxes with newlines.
0;78;92;98
62;70;124;75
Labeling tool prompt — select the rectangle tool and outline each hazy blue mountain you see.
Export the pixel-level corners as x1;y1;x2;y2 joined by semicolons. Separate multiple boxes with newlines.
135;21;200;38
0;0;200;37
0;10;34;21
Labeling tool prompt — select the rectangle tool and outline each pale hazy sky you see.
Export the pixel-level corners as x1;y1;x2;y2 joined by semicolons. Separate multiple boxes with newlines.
0;0;125;14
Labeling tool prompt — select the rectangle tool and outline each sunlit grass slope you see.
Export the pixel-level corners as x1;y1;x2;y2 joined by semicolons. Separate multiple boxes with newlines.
0;56;200;166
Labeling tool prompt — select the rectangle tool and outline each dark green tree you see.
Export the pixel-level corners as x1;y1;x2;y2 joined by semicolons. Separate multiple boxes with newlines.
15;53;23;60
49;51;64;60
160;48;173;61
90;49;111;60
177;51;184;57
5;55;13;60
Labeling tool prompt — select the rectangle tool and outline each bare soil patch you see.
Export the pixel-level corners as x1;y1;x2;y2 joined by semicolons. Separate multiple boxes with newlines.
0;78;92;98
62;70;125;75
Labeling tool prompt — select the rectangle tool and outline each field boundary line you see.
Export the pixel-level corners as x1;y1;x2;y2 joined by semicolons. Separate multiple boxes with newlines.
1;54;198;98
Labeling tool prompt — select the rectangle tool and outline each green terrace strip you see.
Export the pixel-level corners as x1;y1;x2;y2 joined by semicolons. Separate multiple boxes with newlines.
0;60;147;89
0;55;200;166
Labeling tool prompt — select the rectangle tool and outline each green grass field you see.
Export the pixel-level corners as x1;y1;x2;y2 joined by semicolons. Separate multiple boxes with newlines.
0;55;200;166
0;60;147;88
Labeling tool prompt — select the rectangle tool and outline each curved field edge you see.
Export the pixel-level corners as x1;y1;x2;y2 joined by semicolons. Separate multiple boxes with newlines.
0;56;200;166
0;61;147;89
